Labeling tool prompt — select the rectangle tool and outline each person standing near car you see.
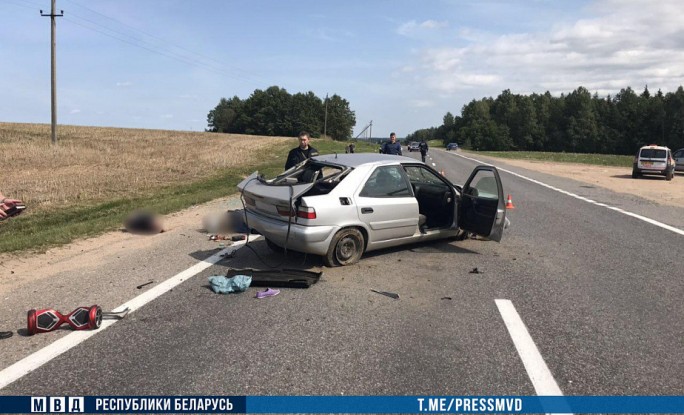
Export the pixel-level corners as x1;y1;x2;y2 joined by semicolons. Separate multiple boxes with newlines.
419;139;429;163
285;131;319;169
381;132;402;155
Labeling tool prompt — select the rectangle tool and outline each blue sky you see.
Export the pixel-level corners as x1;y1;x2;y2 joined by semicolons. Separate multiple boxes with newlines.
2;0;684;138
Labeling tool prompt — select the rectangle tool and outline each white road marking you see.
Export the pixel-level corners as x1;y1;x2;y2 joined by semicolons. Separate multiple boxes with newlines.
453;152;684;236
0;238;259;390
496;299;571;415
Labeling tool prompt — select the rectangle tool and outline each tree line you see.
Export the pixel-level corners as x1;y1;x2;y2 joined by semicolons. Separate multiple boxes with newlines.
407;86;684;154
207;86;356;141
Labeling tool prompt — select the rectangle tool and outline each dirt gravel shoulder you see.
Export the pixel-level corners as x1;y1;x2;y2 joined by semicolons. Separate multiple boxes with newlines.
473;155;684;209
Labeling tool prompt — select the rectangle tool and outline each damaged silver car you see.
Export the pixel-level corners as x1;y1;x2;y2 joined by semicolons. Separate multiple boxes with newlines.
237;153;508;267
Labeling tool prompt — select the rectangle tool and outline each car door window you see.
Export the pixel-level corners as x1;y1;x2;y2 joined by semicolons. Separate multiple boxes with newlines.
469;171;499;200
360;166;411;198
404;166;444;185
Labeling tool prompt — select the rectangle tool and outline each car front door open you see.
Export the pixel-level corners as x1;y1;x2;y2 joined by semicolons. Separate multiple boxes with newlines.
459;166;506;242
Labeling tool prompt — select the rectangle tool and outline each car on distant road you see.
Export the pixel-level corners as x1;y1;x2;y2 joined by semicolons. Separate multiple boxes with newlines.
408;142;420;152
238;154;508;267
673;148;684;173
632;144;675;180
446;143;459;151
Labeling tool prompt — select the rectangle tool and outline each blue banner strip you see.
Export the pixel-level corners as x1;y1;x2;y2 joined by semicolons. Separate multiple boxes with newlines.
0;395;682;413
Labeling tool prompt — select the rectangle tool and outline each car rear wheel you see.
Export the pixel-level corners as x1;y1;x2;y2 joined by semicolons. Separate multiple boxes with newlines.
666;171;674;181
632;168;640;179
324;228;364;267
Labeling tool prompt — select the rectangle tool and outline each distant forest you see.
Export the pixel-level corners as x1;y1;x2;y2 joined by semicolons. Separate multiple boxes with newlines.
407;86;684;154
207;86;356;141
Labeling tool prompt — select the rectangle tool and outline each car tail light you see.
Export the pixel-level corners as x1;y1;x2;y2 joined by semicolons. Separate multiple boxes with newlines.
244;195;256;206
297;206;316;219
276;205;295;217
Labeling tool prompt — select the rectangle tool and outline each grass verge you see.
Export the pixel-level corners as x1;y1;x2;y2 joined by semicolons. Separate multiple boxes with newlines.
0;137;372;254
471;151;634;167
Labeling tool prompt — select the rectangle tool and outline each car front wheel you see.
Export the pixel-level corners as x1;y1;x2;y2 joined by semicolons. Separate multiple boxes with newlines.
632;168;640;179
324;228;365;267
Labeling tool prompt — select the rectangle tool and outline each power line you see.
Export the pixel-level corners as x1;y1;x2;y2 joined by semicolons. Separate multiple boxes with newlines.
63;17;250;80
61;16;258;82
3;0;39;11
7;0;263;83
63;0;258;81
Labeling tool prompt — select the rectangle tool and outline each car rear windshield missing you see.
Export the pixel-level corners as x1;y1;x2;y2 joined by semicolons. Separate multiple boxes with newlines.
271;161;349;187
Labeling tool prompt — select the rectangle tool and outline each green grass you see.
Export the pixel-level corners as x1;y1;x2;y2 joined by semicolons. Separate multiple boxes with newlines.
0;139;365;254
471;151;634;167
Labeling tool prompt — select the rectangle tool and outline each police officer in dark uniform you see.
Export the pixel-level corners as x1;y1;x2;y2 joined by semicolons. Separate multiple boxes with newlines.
285;131;319;169
419;139;429;163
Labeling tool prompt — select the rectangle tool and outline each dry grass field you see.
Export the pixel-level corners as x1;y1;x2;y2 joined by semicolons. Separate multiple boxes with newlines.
0;123;292;213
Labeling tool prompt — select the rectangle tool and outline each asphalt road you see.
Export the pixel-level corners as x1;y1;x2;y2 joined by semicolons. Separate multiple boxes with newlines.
1;151;682;400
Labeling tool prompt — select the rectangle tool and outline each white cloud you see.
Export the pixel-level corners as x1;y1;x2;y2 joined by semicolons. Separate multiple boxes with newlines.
398;20;448;37
409;99;435;108
420;20;448;30
70;109;81;114
116;81;133;87
161;114;173;119
307;27;355;42
411;0;684;97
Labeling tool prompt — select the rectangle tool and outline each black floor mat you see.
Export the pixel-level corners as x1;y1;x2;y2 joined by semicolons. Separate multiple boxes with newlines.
224;268;322;288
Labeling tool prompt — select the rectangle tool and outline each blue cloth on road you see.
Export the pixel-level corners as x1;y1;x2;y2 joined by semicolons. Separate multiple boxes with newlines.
209;275;252;294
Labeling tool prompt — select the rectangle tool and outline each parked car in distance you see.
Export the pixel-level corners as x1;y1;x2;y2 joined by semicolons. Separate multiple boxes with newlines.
446;143;459;151
238;154;508;267
408;142;420;152
674;148;684;173
632;144;675;180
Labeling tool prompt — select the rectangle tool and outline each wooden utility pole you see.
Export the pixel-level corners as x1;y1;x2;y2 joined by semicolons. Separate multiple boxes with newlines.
41;1;63;145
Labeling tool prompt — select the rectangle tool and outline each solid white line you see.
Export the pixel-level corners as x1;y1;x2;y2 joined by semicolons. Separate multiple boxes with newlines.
453;152;684;236
495;299;563;395
0;238;259;390
496;300;571;415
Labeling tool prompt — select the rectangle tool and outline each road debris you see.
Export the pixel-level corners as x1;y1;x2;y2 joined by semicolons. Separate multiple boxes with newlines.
136;280;154;289
370;289;400;299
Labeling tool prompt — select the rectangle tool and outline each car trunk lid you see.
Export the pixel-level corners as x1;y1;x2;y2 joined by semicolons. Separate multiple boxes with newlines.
237;172;315;221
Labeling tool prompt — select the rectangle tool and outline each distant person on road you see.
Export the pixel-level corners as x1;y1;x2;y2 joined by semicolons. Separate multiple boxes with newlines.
0;192;25;221
419;139;429;163
381;132;402;156
285;131;319;170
